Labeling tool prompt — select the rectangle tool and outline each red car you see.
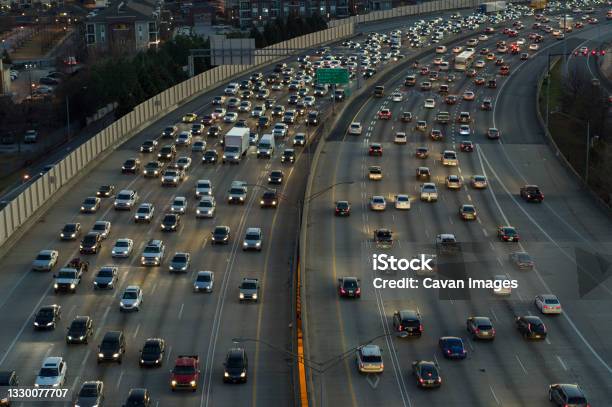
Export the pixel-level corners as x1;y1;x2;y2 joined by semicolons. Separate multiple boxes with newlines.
420;66;430;75
369;143;383;156
338;277;361;298
378;109;392;120
520;185;544;202
497;226;520;242
460;140;474;152
499;66;510;75
445;95;458;105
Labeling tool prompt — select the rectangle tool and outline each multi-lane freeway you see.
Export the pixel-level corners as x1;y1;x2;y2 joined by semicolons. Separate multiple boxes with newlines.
304;4;612;407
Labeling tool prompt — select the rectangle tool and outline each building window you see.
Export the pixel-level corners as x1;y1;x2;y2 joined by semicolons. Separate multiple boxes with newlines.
86;34;95;44
148;22;157;33
86;24;94;34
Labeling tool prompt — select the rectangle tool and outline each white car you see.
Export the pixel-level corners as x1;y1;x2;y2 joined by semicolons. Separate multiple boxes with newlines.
238;101;252;112
273;123;288;137
474;60;486;68
394;132;407;144
529;43;539;51
459;125;471;136
420;183;438;202
478;34;488;41
212;107;226;119
370;196;387;211
535;294;562;314
395;195;411;210
303;96;316;106
170;196;187;214
111;238;134;258
223;112;238;123
32;249;59;271
446;175;462;189
424;98;436;109
472;175;488;189
196;196;216;218
120;285;143;311
114;189;138;210
251;106;266;117
493;275;512;296
224;83;239;95
392;92;403;102
196;179;212;197
442;150;458;166
349;122;362;135
35;357;67;388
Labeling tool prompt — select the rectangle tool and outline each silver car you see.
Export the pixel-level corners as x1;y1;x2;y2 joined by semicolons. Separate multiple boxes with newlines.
111;238;133;258
192;140;206;152
114;189;138;210
91;221;111;239
239;278;259;302
195;179;212;197
193;271;214;292
242;227;263;251
420;183;438;202
119;285;143;311
169;252;190;273
134;203;154;223
369;196;387;211
196;196;216;218
356;344;384;373
80;197;100;213
171;197;187;214
32;249;59;271
94;266;118;289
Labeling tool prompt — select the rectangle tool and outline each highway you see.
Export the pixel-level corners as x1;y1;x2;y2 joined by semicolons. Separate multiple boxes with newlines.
304;9;612;407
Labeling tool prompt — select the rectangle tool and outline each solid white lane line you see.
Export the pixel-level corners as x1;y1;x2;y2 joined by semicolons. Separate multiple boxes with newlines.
178;303;184;320
556;355;568;371
515;354;528;375
490;385;501;405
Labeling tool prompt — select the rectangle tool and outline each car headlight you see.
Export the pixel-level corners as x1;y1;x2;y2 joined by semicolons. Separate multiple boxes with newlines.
113;353;120;358
141;256;146;262
34;322;39;326
240;293;245;299
240;372;246;377
67;335;72;339
224;372;229;377
46;322;53;326
79;244;83;249
197;210;201;214
256;242;261;247
80;206;85;210
52;383;59;387
54;283;58;288
190;380;197;387
252;293;258;299
79;335;85;340
240;197;244;201
272;201;277;205
243;242;248;247
70;283;76;289
155;359;159;364
222;155;226;159
268;177;271;181
171;380;177;386
98;353;104;357
34;383;39;387
140;359;145;363
260;200;264;204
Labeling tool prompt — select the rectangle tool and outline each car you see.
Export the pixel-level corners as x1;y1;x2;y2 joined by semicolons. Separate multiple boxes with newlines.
391;92;403;102
439;336;467;359
457;203;477;220
466;316;495;340
97;331;126;363
401;112;413;122
446;175;462;190
80;232;102;254
378;109;392;120
355;344;384;373
93;266;118;290
338;277;360;298
458;125;471;137
168;252;190;273
228;184;247;204
73;380;104;407
416;146;429;159
348;122;362;135
535;294;562;314
481;98;493;110
498;225;519;242
268;170;284;184
420;81;432;91
223;112;238;123
242;227;263;251
203;149;219;164
91;221;111;239
80;197;101;213
520;185;544;202
66;315;93;344
415;120;428;131
293;133;306;146
176;156;192;171
162;126;178;138
492;274;513;295
239;278;259;302
471;175;488;189
509;251;534;270
499;65;510;75
335;200;350;216
548;384;589;406
142;161;164;177
369;196;386;211
223;348;248;383
260;190;278;208
416;166;431;181
307;111;320;125
516;315;547;339
194;270;214;292
424;98;435;108
281;149;296;163
33;304;61;330
23;129;38;143
60;223;81;240
122;158;140;174
474;60;485;68
460;140;474;152
161;168;184;186
134;203;155;223
442;150;458;166
445;95;458;104
114;189;138;210
170;197;187;214
196;196;216;218
393;309;423;337
368;143;383;156
211;225;231;244
96;184;116;197
123;388;151;406
207;125;223;138
32;249;59;271
368;166;383;180
111;238;133;258
394;194;411;210
412;360;441;388
463;90;475;101
139;338;165;367
487;127;500;139
273;123;288;138
182;113;197;123
120;285;143;311
192;125;205;138
161;213;180;231
420;183;438;202
141;240;165;266
35;357;67;388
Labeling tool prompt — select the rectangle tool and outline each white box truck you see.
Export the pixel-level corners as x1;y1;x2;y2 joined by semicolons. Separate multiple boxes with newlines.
257;134;275;159
223;127;250;164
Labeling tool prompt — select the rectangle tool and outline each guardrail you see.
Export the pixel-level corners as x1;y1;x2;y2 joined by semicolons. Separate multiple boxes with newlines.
0;23;354;252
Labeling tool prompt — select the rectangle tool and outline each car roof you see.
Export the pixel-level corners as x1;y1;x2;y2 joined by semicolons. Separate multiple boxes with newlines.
197;270;213;276
125;285;140;291
246;227;261;234
556;384;584;396
43;356;62;366
399;309;419;319
39;249;56;255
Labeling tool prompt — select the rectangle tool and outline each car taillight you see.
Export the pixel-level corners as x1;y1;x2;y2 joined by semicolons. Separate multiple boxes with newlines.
527;323;531;331
491;329;496;335
355;288;361;294
446;350;451;354
418;378;424;384
419;324;423;332
474;328;480;334
543;305;549;309
398;324;403;331
340;288;346;294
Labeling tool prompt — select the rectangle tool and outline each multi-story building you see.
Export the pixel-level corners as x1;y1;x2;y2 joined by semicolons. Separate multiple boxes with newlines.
238;0;351;28
84;0;161;54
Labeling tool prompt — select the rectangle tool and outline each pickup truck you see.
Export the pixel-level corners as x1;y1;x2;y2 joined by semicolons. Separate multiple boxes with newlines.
170;355;200;391
53;266;84;293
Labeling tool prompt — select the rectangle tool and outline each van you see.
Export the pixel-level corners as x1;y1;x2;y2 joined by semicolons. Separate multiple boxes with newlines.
257;134;275;159
435;45;447;54
374;86;384;97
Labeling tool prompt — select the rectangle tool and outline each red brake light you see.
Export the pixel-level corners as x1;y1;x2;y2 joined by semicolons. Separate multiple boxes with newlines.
592;50;596;55
474;328;480;334
398;324;403;331
601;51;606;56
340;288;346;294
446;350;451;354
419;378;424;383
355;288;361;294
527;323;531;331
419;324;424;332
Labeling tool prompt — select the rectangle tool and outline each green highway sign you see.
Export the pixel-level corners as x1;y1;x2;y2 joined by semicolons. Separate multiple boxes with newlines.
316;68;349;85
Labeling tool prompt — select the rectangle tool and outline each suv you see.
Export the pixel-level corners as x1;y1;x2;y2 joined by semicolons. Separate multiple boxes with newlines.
239;278;259;301
520;185;544;202
355;344;384;373
134;203;155;223
97;331;126;363
281;149;295;163
548;384;589;406
223;348;248;383
141;240;165;266
35;357;67;388
228;185;247;204
393;309;423;337
466;316;495;340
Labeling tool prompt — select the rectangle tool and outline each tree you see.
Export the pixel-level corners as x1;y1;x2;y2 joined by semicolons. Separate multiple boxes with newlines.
250;26;267;48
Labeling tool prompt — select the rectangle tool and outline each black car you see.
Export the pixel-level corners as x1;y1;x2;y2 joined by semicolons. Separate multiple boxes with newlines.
60;222;81;240
260;190;278;208
201;115;215;126
33;304;61;330
548;384;589;407
162;126;177;138
393;309;423;337
412;360;442;388
122;158;140;174
268;170;283;184
80;232;102;254
140;140;157;153
123;388;151;407
516;316;547;339
281;149;295;164
161;213;180;232
208;125;222;137
416;146;429;159
96;184;116;197
74;381;104;407
258;116;271;128
307;111;320;125
223;348;248;383
66;315;93;344
338;277;360;298
139;338;165;367
202;149;218;164
39;76;60;85
157;145;176;161
520;185;544;202
335;201;350;216
211;225;231;244
98;331;126;363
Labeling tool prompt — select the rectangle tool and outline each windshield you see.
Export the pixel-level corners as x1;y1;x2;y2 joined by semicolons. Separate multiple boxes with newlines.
214;228;227;235
230;188;245;194
361;355;382;363
123;291;138;299
115;241;129;247
84;198;96;204
242;282;257;289
197;275;211;282
70;321;85;330
198;183;210;188
225;146;240;152
57;271;75;278
38;368;59;377
93;224;106;230
246;233;260;240
173;365;195;374
200;201;212;208
37;309;53;318
117;194;131;200
36;254;51;260
144;246;159;253
420;365;438;379
343;280;358;289
173;200;183;206
64;225;76;231
544;299;559;305
142;345;160;354
78;386;98;397
226;356;244;368
172;256;187;263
